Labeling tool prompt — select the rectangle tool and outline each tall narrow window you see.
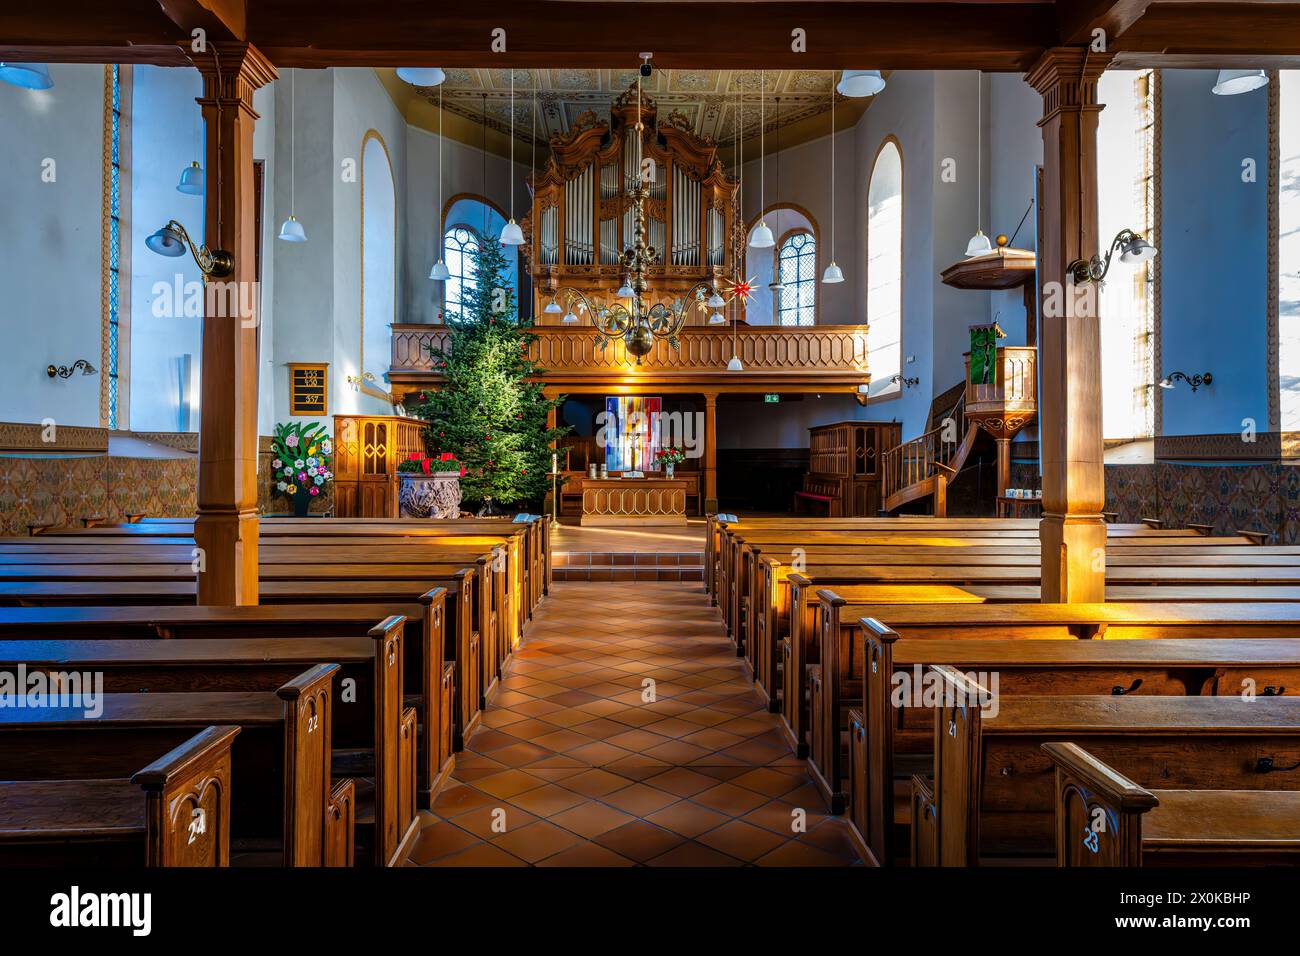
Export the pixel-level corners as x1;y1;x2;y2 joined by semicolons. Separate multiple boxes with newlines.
444;225;482;322
1097;69;1156;441
867;140;903;390
1280;71;1300;430
776;231;816;326
102;64;123;429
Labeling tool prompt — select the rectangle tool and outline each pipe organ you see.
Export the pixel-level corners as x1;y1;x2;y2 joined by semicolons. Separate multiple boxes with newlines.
524;85;742;323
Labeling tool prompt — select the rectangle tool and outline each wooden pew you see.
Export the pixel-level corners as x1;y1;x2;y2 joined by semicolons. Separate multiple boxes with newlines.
0;597;455;807
851;623;1300;866
0;573;487;765
0;626;416;866
1042;742;1300;866
0;666;351;866
0;725;240;867
775;563;1300;755
928;669;1300;866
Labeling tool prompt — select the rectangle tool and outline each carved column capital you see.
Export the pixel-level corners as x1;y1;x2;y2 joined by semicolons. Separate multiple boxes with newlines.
1026;46;1113;124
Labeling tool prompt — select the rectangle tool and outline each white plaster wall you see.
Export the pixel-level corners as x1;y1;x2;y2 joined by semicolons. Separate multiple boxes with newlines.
129;65;204;433
987;72;1042;342
404;125;531;325
0;64;105;427
252;82;277;437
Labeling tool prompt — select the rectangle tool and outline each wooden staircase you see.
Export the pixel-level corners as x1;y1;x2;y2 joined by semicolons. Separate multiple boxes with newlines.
881;346;1037;516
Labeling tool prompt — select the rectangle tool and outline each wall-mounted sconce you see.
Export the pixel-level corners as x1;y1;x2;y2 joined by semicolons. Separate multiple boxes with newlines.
891;374;920;389
47;360;96;379
1068;228;1157;285
1157;371;1213;393
145;219;234;278
347;371;400;406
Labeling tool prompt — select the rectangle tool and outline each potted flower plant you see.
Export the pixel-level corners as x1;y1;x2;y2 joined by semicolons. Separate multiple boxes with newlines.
271;421;333;517
654;446;688;478
397;452;464;518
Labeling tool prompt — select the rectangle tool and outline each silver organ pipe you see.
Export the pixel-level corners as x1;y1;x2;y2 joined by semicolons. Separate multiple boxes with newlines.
540;206;558;265
671;166;701;267
565;166;594;265
708;207;724;267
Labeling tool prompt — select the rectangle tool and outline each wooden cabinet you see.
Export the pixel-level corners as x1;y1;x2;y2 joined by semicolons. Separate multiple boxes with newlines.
332;415;426;518
798;421;901;517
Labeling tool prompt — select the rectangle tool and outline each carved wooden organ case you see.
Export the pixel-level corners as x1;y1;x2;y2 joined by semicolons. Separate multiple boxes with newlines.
523;85;742;324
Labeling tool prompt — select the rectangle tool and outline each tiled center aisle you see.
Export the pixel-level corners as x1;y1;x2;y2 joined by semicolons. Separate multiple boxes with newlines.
408;581;863;866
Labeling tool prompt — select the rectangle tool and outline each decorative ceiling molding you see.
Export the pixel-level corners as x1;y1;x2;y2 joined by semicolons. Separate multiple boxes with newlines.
380;68;874;159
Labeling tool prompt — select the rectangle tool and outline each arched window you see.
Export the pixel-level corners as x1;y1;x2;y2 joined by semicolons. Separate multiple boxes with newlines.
776;231;816;326
443;225;482;322
440;195;519;322
867;139;903;391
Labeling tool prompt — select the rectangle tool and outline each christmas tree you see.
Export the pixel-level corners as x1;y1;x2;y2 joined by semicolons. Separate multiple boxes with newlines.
407;235;568;511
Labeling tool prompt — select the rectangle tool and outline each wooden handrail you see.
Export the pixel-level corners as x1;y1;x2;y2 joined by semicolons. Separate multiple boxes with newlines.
882;392;966;504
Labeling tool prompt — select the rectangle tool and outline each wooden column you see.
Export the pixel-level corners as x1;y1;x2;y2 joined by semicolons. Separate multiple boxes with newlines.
1027;48;1110;603
193;44;277;605
995;437;1011;498
703;392;719;514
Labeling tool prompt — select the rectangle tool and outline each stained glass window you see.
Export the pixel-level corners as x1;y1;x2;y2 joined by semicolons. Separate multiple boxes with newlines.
106;64;122;429
776;231;817;326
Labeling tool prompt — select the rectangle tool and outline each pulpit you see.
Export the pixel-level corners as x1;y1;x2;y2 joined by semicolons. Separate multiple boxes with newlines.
332;414;427;517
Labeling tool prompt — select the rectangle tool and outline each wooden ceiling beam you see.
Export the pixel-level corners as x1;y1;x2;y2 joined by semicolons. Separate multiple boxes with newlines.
154;0;248;42
249;1;1058;71
1056;0;1153;46
1111;2;1300;64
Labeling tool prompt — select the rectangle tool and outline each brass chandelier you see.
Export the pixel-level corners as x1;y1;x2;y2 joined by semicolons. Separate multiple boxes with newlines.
551;72;722;365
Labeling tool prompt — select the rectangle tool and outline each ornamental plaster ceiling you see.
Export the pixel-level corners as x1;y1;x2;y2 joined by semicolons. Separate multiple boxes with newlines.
378;68;875;160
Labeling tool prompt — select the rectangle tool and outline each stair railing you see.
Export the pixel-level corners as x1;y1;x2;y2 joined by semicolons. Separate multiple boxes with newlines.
882;392;967;504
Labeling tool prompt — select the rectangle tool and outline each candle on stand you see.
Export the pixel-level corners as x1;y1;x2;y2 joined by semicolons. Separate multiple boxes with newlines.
552;452;557;475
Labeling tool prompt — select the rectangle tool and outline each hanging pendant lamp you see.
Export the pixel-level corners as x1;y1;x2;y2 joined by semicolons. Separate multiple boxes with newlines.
396;68;445;88
500;71;526;245
837;70;885;98
0;62;53;90
1212;69;1268;96
430;82;450;279
278;70;308;242
823;75;844;283
964;71;991;258
749;71;775;248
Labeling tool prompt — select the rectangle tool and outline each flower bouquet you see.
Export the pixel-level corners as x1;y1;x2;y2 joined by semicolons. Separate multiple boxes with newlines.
654;445;688;477
271;421;333;516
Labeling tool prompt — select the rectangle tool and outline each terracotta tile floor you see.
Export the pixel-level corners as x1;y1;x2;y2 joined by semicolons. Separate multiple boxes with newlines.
407;581;862;867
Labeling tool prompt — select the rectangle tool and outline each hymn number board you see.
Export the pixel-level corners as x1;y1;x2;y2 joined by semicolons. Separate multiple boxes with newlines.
289;363;329;416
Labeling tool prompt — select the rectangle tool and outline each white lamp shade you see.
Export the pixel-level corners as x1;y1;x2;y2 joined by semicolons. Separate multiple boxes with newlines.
278;215;307;243
705;292;726;309
726;355;744;372
964;229;993;258
749;220;775;248
500;219;526;246
145;224;187;258
544;300;562;314
837;70;885;98
1157;377;1174;390
708;311;726;325
1119;237;1157;264
0;62;53;90
1212;69;1268;96
561;311;579;324
429;258;450;280
396;67;446;88
176;162;206;196
822;261;845;284
616;281;635;299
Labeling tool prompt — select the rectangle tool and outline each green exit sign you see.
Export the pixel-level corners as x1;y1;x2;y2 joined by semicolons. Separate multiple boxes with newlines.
764;393;780;404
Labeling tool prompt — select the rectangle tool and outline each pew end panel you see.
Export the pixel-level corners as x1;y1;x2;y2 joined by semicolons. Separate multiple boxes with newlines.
325;778;356;867
910;773;938;868
931;665;990;868
1042;741;1155;867
276;663;339;867
132;725;241;867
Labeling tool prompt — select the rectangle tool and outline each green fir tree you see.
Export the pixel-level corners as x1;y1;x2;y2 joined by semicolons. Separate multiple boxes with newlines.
407;236;568;511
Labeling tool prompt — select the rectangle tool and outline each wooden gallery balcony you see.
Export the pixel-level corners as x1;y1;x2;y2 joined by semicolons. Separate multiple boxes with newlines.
390;324;873;395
